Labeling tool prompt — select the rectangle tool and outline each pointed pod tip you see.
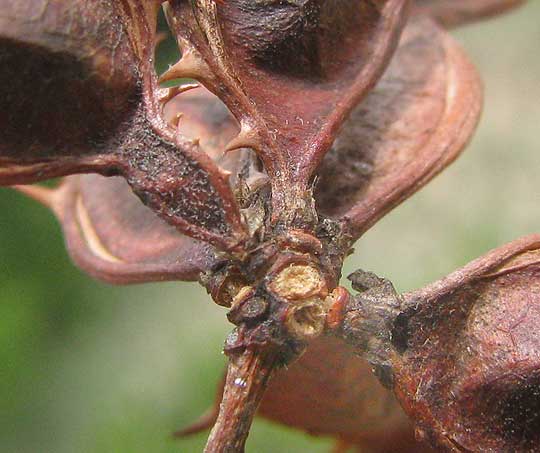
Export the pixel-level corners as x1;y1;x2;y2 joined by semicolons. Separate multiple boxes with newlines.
173;374;225;439
159;83;202;106
158;62;182;84
173;407;219;438
11;183;61;211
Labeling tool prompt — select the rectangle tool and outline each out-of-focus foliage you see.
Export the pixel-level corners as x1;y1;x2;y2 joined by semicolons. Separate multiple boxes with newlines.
1;4;539;452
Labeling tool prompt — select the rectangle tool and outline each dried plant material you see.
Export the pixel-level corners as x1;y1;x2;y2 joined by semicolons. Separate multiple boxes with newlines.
414;0;526;28
205;348;279;452
315;16;482;239
0;0;246;249
56;175;215;283
337;236;540;451
0;1;535;451
390;235;540;451
285;298;328;340
165;0;409;223
268;264;324;300
0;0;140;166
14;176;214;283
259;336;423;451
163;88;239;160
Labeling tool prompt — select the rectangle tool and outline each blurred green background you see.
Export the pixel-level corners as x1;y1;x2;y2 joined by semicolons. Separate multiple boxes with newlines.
1;4;539;452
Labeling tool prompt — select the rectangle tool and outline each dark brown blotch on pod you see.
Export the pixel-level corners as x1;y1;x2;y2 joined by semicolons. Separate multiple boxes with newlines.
0;0;140;156
391;237;540;452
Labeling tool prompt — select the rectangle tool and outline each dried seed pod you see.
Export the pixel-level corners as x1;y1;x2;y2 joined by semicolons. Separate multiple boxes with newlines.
338;236;540;451
0;0;246;249
414;0;526;28
15;176;215;284
10;84;252;283
260;336;429;452
315;15;482;240
10;83;255;284
165;0;409;225
0;0;139;161
1;1;533;452
392;235;540;451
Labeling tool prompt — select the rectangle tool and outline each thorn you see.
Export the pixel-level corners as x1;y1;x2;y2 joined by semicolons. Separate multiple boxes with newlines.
220;168;233;180
159;87;175;104
170;112;183;128
157;87;174;105
158;82;200;106
246;171;270;192
177;82;201;94
224;135;245;154
158;61;182;84
158;50;206;84
224;125;260;154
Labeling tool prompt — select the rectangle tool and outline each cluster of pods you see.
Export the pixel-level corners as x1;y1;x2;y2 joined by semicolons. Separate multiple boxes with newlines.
1;1;537;452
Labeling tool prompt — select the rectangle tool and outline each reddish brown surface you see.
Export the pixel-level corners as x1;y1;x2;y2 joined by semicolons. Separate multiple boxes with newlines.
12;86;247;283
315;15;482;239
0;1;533;452
165;0;409;224
0;0;246;249
414;0;525;27
205;348;278;453
393;236;540;451
260;336;416;450
55;176;214;283
0;0;139;161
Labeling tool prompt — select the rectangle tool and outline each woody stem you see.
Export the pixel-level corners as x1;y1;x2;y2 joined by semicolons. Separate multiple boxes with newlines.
203;348;278;453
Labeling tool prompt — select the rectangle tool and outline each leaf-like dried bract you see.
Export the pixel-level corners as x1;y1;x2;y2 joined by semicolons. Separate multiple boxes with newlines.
389;235;540;451
34;175;215;284
165;0;409;225
259;336;426;452
414;0;526;28
314;17;482;241
0;0;245;250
